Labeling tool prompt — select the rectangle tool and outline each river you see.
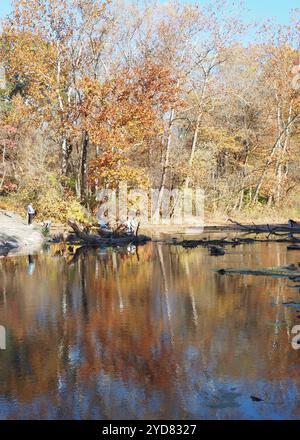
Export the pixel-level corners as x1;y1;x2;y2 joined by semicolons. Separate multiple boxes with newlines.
0;241;300;419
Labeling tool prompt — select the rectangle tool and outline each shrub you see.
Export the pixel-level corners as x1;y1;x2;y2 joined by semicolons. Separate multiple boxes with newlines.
0;174;89;224
36;188;87;223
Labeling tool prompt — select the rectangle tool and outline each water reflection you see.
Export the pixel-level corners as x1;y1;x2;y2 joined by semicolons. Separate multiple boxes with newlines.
27;255;35;276
0;242;300;419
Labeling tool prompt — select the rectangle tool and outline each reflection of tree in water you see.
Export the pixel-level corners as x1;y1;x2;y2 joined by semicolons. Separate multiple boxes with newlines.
0;243;300;418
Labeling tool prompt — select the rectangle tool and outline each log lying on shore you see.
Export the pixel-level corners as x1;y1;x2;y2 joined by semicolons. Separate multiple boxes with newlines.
68;220;151;246
216;265;300;279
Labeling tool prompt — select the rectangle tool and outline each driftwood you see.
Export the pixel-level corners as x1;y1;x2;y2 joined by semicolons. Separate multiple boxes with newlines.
171;219;300;250
227;219;300;234
68;220;150;246
282;302;300;308
287;245;300;251
174;237;255;249
173;235;300;250
216;265;300;279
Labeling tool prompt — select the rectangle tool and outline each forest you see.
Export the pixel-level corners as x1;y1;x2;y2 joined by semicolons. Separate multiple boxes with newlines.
1;0;300;224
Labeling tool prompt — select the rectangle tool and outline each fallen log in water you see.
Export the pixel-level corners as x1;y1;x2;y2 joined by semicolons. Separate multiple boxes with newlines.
216;265;300;278
227;219;300;234
174;237;256;248
287;245;300;251
173;236;300;249
282;302;300;308
68;220;151;246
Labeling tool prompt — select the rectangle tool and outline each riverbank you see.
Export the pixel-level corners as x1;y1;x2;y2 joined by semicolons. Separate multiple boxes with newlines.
0;210;44;256
1;207;298;257
48;220;298;242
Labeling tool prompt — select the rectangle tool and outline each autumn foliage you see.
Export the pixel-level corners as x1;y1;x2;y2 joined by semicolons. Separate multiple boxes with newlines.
1;0;300;222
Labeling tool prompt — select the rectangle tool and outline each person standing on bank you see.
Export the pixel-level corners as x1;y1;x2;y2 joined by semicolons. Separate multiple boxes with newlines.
27;203;35;226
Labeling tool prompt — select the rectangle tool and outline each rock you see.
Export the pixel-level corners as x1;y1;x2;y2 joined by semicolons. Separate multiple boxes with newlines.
0;247;9;257
250;396;264;402
209;246;225;256
0;210;44;256
182;240;199;248
217;269;226;275
285;264;298;271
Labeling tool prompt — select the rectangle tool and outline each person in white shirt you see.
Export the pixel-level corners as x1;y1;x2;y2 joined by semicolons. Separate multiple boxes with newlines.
27;203;35;225
125;217;136;235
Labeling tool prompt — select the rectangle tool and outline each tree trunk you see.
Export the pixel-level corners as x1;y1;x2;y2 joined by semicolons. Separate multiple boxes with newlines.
79;130;89;205
0;145;6;191
61;138;73;177
253;112;299;204
274;104;293;204
156;109;175;221
184;74;209;189
185;113;201;189
238;189;244;211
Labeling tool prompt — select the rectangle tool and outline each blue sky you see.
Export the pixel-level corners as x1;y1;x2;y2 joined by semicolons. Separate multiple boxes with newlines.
242;0;300;23
0;0;299;23
0;1;11;19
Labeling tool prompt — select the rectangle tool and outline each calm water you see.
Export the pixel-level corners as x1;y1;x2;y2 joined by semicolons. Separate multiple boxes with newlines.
0;241;300;420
